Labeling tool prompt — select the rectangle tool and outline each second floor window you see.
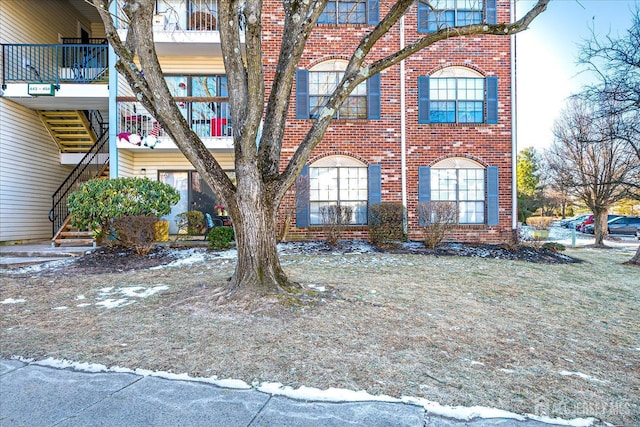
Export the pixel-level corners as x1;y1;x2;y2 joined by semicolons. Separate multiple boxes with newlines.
430;77;484;123
418;67;498;125
418;0;497;32
309;71;368;119
318;0;380;25
296;60;380;120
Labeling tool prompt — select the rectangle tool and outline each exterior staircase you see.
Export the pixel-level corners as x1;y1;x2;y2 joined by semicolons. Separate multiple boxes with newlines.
52;217;96;247
43;110;110;247
38;110;97;153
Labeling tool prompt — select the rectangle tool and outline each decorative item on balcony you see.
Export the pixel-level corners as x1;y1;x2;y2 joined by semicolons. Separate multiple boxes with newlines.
118;132;142;146
189;11;216;30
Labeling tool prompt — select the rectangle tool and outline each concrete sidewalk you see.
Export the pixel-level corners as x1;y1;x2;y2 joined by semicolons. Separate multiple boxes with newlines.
0;359;563;427
0;242;94;269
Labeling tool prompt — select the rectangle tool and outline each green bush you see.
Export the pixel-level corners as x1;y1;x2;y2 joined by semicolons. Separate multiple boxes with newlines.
368;202;406;248
206;226;234;250
68;177;180;239
112;215;158;255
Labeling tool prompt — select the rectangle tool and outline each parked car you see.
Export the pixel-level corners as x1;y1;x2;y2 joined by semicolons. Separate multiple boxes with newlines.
607;216;640;235
560;214;590;228
581;215;622;234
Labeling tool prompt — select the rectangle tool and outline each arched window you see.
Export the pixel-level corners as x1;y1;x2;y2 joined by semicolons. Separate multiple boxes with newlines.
418;158;499;225
418;66;498;124
295;156;383;227
296;60;380;120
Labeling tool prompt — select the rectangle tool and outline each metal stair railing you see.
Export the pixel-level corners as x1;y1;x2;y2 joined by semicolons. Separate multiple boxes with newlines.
49;110;109;237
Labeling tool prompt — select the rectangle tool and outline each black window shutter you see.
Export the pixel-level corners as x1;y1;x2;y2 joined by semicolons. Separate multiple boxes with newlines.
296;69;309;119
418;76;431;124
296;164;310;227
486;76;498;124
486;166;499;225
367;73;381;120
418;166;431;226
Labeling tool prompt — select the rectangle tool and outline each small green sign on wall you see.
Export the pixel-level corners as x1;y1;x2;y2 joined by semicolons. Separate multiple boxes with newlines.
28;83;55;96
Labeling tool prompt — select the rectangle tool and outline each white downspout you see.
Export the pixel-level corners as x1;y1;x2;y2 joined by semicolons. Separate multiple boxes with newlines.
400;16;407;233
511;0;518;232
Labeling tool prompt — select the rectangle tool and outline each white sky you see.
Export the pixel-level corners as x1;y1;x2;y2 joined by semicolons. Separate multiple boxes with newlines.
515;0;637;152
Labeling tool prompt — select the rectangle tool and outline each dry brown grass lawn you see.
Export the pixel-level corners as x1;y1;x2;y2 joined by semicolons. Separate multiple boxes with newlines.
1;246;638;425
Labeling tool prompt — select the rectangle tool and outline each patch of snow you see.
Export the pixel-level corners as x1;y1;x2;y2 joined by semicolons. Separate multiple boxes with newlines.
258;382;400;403
1;298;26;304
75;295;86;300
119;285;169;298
17;356;599;426
559;371;607;383
76;303;91;308
307;284;326;292
526;414;599;427
498;368;515;374
0;258;76;275
402;396;526;421
95;298;132;309
53;306;68;310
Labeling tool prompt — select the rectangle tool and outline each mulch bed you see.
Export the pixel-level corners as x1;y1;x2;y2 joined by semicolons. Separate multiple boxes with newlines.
57;241;579;275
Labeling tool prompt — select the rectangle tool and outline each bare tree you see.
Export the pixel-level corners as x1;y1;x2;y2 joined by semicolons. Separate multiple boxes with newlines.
549;98;639;247
91;0;550;301
578;7;640;264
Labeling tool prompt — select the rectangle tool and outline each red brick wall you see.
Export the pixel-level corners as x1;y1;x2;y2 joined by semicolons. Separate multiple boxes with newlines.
264;1;515;244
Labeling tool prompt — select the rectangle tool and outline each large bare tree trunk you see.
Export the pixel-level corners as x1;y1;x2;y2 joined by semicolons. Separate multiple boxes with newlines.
224;170;296;299
626;246;640;266
593;209;608;247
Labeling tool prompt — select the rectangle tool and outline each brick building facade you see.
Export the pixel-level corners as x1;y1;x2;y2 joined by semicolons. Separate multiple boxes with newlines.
273;0;515;243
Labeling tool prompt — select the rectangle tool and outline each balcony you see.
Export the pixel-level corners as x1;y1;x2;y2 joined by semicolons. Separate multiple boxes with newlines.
115;0;242;56
117;98;233;151
1;41;108;87
116;0;225;32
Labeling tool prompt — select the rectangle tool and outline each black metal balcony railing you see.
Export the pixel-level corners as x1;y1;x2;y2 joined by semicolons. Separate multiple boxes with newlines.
117;0;221;31
117;98;232;142
1;42;109;88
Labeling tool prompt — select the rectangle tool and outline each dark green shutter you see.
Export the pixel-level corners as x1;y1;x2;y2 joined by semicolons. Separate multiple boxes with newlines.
486;76;498;124
487;166;499;225
418;76;430;124
485;0;497;24
418;166;431;226
296;69;309;119
367;73;380;120
367;0;379;25
296;165;310;227
368;164;381;205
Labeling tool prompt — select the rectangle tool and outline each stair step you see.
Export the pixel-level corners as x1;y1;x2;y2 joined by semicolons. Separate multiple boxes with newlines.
53;238;96;247
60;231;94;238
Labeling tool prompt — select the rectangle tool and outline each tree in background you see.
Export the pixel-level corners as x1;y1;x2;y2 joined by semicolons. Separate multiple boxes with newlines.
578;6;640;263
516;147;542;222
549;98;638;247
92;0;550;302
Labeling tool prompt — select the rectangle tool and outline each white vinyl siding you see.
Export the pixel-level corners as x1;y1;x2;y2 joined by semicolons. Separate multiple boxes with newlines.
0;102;73;241
0;1;103;242
120;151;234;181
0;0;94;44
